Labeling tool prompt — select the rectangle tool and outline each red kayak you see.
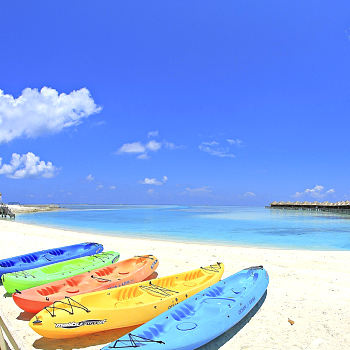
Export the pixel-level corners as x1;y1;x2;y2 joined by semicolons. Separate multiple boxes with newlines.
13;255;159;313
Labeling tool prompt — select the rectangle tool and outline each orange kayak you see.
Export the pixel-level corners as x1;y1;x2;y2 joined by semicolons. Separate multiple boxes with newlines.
13;255;158;313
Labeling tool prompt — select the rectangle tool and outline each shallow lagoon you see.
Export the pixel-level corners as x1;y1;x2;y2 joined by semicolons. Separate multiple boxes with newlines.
16;205;350;251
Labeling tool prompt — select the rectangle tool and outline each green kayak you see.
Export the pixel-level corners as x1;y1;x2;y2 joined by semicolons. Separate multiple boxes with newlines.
2;251;120;294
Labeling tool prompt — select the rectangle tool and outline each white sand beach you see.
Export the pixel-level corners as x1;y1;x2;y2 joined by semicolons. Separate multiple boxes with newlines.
0;219;349;350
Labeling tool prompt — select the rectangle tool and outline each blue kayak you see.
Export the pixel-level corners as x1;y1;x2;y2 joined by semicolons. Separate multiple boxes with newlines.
102;266;269;350
0;242;103;278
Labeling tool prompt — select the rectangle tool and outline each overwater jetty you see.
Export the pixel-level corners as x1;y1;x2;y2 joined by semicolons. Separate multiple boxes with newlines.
0;204;15;218
267;200;350;212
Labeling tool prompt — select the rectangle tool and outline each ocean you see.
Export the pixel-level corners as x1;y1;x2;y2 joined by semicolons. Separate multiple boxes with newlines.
15;205;350;251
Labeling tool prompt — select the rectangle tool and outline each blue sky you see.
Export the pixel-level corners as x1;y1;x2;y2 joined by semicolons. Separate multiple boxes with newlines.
1;1;350;206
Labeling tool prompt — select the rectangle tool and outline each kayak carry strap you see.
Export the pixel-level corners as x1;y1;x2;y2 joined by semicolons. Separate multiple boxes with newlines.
91;275;112;282
200;262;222;273
108;333;165;348
134;255;155;260
243;265;263;270
44;296;90;317
139;282;179;297
92;251;117;263
11;271;35;278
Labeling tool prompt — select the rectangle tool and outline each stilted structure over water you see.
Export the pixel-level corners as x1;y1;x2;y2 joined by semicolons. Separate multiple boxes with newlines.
0;200;15;219
267;200;350;212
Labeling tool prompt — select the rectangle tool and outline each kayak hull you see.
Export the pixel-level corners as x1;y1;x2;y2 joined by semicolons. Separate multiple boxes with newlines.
2;251;119;294
0;242;103;278
13;255;158;313
102;266;269;350
29;263;224;338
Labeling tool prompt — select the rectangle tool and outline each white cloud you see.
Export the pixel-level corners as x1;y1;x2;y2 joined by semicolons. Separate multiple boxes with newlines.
118;142;146;154
227;139;243;147
147;189;155;194
147;130;158;138
203;141;219;146
0;152;59;179
86;174;94;182
243;191;256;197
110;185;116;190
292;185;335;198
138;176;168;185
137;153;150;160
199;142;235;158
117;140;161;159
164;141;186;150
184;186;212;196
0;87;101;144
145;140;162;151
117;133;184;159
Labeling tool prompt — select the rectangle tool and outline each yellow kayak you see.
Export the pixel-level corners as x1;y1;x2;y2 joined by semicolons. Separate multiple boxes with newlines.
30;262;224;338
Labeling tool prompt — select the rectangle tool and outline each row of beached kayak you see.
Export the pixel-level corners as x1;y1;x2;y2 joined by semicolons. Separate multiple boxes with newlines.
0;242;269;350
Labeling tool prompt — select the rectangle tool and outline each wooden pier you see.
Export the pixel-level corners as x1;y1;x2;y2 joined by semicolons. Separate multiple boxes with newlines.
266;200;350;212
0;204;15;218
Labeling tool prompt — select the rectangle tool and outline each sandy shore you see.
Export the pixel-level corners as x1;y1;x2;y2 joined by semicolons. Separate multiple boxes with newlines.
8;204;62;214
0;220;349;350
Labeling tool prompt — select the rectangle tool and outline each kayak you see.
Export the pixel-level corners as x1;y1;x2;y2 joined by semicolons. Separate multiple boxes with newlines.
101;266;269;350
13;255;159;313
29;262;224;338
0;242;103;278
2;251;120;294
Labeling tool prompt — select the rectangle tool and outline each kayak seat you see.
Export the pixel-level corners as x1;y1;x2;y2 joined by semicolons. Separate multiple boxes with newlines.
155;276;176;288
141;331;154;340
136;322;167;340
47;249;65;256
37;285;60;296
171;307;193;321
205;286;224;297
95;266;115;277
148;326;160;337
0;260;15;268
20;255;39;263
183;281;197;287
179;305;195;316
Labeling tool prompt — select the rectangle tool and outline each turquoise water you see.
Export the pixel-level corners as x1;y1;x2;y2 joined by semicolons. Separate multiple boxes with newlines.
15;205;350;251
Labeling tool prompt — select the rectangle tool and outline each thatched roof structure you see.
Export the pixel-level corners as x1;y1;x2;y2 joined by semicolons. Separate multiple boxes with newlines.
269;200;350;210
